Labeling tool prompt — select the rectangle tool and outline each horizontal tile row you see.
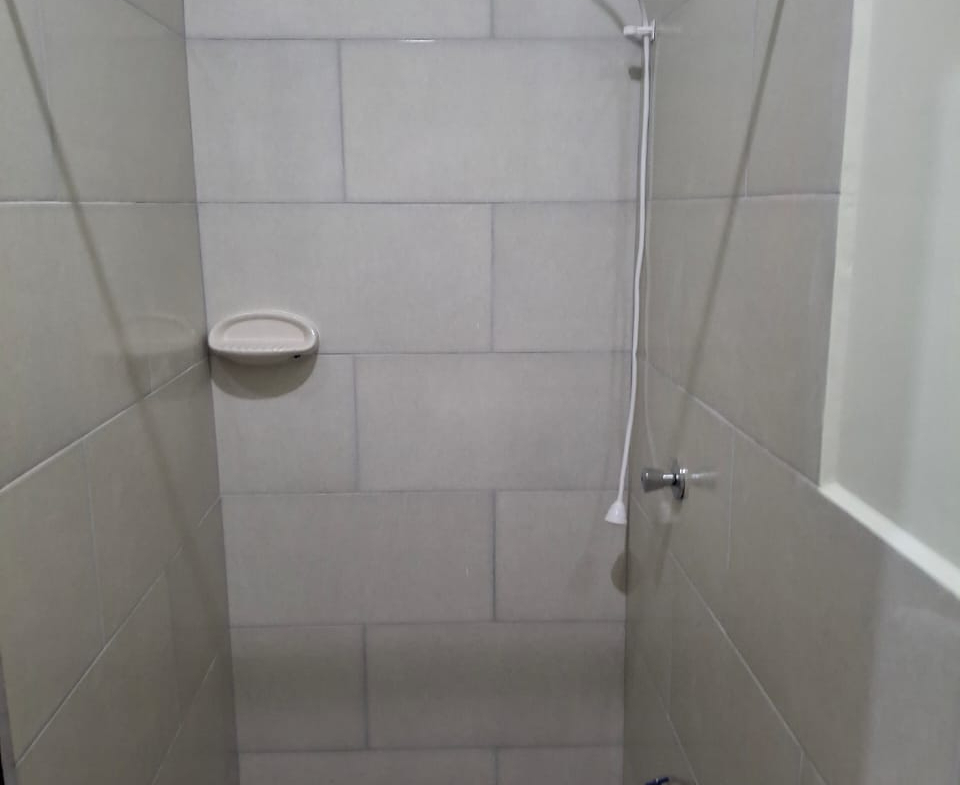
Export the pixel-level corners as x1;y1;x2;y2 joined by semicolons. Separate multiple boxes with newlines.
187;39;640;203
223;490;624;626
239;749;494;785
368;622;623;747
230;622;623;752
224;493;493;625
188;40;343;202
499;746;622;785
200;202;635;355
3;0;850;204
355;353;628;490
0;364;221;760
212;352;628;494
186;0;643;39
0;203;206;487
1;0;196;202
184;0;852;203
232;625;365;751
200;204;493;353
625;384;960;785
237;746;620;785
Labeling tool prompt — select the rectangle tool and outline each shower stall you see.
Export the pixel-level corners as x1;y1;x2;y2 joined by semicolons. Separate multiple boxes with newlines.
1;0;959;784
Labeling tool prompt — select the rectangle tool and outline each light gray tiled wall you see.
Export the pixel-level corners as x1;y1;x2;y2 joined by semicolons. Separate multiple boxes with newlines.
0;0;236;783
625;1;960;784
186;1;636;783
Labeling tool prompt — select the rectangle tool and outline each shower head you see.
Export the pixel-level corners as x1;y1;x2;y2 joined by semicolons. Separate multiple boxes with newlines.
605;499;628;526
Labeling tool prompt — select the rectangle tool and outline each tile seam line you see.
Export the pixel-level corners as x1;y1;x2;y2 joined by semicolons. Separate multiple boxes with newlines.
228;620;624;629
15;488;225;759
120;0;184;38
185;35;656;43
13;566;173;766
236;742;625;754
220;489;621;498
0;196;834;207
644;358;821;483
315;350;632;356
636;639;702;785
193;198;650;206
0;359;208;497
193;199;644;206
670;551;804;752
148;655;223;785
336;40;348;201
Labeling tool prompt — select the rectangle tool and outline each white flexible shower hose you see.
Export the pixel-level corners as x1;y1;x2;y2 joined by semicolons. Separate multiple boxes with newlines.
606;29;653;526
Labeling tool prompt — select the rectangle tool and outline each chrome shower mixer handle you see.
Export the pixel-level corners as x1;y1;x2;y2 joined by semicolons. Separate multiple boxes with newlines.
640;459;687;500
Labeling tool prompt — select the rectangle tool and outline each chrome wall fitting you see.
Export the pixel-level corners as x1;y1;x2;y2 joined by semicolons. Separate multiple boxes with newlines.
639;459;687;501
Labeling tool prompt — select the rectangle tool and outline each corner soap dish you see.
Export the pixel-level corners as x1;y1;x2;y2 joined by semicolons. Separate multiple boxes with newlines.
208;310;320;366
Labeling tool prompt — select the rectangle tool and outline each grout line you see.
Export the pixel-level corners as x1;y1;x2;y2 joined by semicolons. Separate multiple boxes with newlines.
159;575;185;724
183;30;212;351
220;488;621;499
79;443;107;646
119;0;185;38
8;484;222;763
666;701;701;785
149;656;223;785
237;742;625;755
488;0;496;37
670;552;804;751
187;34;652;43
351;355;361;489
649;193;838;204
14;568;171;765
726;433;736;572
0;195;840;207
208;349;632;358
0;199;209;207
488;205;496;349
0;361;207;497
361;625;370;748
643;358;820;483
635;642;701;785
0;656;17;785
227;619;624;630
491;491;498;620
493;747;500;785
336;40;348;201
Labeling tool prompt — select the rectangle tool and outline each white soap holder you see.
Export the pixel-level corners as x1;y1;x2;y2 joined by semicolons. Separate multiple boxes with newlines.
208;310;320;366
